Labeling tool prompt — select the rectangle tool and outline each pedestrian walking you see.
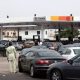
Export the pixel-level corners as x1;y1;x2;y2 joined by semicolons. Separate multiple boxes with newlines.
6;41;17;73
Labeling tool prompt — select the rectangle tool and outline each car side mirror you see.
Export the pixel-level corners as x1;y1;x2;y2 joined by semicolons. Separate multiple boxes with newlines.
68;60;73;64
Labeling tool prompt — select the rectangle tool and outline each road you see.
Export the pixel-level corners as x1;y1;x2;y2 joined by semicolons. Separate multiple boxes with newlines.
0;51;48;80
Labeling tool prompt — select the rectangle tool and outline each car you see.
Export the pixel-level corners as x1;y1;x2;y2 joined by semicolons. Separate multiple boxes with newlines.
12;41;23;50
43;42;63;51
0;40;9;57
22;41;34;48
58;46;80;60
47;54;80;80
18;49;66;77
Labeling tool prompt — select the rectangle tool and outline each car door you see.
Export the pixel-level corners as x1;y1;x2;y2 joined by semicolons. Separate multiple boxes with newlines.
19;54;26;70
23;51;36;71
72;56;80;79
19;49;31;69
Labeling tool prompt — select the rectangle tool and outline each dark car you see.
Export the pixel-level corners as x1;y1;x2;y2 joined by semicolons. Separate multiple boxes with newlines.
22;41;34;48
43;42;63;51
47;54;80;80
12;41;23;50
0;40;9;57
18;49;65;77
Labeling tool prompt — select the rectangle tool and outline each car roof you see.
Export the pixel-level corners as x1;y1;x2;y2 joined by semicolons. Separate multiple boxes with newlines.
22;48;59;53
32;48;56;51
23;48;54;51
68;47;80;49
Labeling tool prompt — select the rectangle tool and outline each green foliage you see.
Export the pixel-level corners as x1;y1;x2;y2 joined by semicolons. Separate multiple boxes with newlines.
58;27;79;38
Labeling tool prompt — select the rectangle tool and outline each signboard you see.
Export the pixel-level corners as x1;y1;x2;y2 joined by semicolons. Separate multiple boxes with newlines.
50;16;73;21
34;17;46;21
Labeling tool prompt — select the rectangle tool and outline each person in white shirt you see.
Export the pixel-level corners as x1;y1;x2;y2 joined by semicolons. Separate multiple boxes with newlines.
6;42;17;73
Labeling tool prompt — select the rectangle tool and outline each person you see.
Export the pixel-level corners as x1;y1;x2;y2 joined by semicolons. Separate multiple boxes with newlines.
34;40;38;46
6;41;17;73
38;40;43;46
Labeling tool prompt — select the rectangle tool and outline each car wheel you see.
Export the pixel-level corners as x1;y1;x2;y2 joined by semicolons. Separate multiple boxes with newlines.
50;70;62;80
30;66;36;77
18;61;23;72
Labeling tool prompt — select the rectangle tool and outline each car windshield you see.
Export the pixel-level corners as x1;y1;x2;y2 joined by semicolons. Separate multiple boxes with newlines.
38;51;62;57
73;49;80;54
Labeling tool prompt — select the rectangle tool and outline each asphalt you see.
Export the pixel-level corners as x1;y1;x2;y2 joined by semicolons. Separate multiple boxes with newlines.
0;52;47;80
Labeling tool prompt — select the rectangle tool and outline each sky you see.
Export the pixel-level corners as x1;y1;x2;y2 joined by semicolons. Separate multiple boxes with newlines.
0;0;80;18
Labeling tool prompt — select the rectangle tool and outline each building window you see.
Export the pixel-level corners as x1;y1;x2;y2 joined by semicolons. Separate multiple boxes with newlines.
37;31;40;35
25;31;28;35
2;32;5;35
7;32;9;36
13;32;16;36
45;31;47;35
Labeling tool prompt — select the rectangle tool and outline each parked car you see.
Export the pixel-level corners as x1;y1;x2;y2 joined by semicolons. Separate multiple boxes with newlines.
12;41;23;50
18;49;66;77
73;43;80;47
47;54;80;80
58;46;80;60
43;42;63;51
0;40;9;57
22;41;34;48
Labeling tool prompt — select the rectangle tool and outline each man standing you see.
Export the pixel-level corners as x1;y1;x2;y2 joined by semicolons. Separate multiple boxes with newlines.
6;42;17;73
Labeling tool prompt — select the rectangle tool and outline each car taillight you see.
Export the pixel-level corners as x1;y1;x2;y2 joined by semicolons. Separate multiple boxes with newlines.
36;59;49;65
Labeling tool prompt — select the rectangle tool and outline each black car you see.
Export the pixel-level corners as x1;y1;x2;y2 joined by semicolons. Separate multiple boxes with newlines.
18;49;65;77
47;54;80;80
0;40;9;57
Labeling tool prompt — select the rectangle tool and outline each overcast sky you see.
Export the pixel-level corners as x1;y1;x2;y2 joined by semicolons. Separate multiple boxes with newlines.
0;0;80;18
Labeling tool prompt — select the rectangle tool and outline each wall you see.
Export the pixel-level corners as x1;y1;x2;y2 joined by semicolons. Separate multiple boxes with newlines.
19;29;57;40
19;29;42;40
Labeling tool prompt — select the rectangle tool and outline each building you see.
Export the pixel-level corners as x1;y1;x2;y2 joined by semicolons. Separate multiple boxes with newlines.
0;15;80;41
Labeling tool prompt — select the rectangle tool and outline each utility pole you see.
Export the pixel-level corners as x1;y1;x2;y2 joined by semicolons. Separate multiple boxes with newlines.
57;22;61;42
70;14;74;43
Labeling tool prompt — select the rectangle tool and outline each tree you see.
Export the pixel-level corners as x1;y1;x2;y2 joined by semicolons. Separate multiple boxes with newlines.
60;28;79;37
56;27;79;43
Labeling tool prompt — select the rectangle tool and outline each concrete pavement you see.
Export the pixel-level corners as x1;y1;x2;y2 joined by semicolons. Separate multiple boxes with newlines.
0;52;47;80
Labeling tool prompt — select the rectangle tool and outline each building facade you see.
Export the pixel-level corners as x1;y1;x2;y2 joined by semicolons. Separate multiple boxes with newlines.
0;15;80;41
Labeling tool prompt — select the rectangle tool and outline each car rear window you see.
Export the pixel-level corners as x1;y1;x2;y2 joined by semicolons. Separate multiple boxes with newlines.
38;51;62;57
73;49;80;54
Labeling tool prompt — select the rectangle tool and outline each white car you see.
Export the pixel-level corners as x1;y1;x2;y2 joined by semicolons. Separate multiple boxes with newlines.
59;47;80;60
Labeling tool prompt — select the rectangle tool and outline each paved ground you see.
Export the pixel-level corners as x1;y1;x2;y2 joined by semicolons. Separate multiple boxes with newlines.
0;52;48;80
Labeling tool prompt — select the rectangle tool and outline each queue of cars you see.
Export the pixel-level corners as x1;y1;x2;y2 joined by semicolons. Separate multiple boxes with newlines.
18;49;66;77
47;54;80;80
17;41;80;80
1;40;80;80
47;43;80;80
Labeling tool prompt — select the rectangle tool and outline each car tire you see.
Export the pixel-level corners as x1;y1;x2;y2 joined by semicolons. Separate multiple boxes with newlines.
50;70;62;80
18;61;23;72
30;66;36;77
